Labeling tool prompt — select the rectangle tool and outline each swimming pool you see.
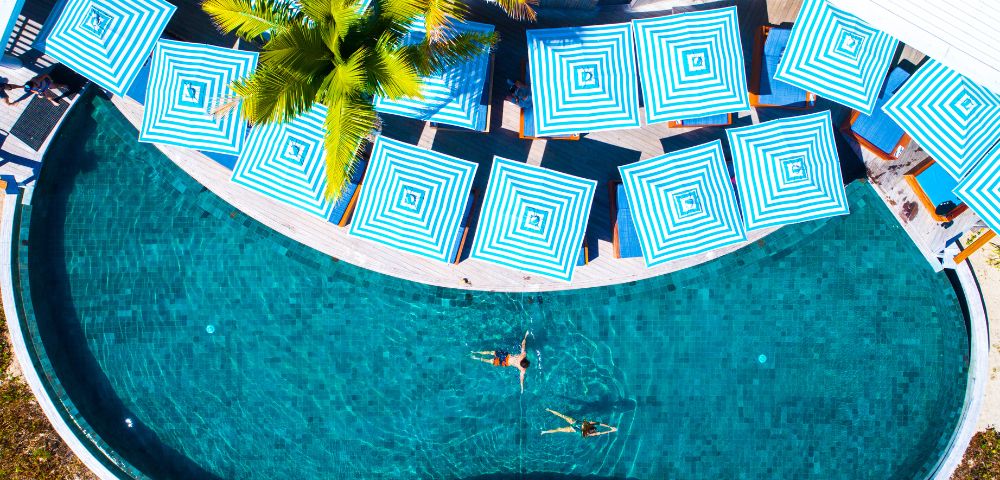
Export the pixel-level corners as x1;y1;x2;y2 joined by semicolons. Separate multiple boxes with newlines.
17;95;969;479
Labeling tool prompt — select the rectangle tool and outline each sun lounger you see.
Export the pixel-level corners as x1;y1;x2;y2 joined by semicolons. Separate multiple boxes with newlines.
328;159;368;226
430;52;495;132
845;66;911;160
667;113;732;128
610;182;642;258
517;61;580;141
750;26;816;109
450;189;477;263
904;158;967;222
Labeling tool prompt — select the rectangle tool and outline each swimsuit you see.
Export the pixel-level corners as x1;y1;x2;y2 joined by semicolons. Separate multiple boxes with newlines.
492;350;510;367
26;79;51;94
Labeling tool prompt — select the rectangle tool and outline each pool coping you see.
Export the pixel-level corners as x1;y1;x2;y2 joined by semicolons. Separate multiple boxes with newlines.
930;258;989;479
0;190;126;480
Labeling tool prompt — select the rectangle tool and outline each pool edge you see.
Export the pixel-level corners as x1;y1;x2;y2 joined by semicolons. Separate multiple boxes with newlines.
930;259;988;479
0;189;125;480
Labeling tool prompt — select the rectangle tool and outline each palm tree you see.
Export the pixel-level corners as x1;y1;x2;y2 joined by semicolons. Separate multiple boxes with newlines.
202;0;536;199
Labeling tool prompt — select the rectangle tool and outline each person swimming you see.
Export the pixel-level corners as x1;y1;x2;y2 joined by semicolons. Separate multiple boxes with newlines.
471;330;530;392
540;408;617;438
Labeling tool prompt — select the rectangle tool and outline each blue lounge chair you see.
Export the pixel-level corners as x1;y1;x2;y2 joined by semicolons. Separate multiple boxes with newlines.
750;26;815;109
328;160;368;226
667;113;732;128
847;66;911;160
577;238;589;266
611;182;642;258
904;158;967;222
449;189;476;263
517;61;580;141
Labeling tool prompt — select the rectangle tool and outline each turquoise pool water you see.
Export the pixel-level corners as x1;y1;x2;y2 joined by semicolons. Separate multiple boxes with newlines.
19;95;969;479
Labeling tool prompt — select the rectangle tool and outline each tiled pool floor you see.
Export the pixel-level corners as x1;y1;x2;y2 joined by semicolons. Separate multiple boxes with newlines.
20;95;970;479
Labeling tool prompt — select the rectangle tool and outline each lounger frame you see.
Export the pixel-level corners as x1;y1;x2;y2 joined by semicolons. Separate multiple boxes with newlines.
333;145;373;226
749;26;816;110
903;158;968;222
609;180;624;259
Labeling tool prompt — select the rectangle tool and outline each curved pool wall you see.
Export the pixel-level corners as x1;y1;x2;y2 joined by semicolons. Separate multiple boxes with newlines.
8;94;977;479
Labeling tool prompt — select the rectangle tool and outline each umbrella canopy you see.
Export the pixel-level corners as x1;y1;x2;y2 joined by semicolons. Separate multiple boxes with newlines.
349;136;477;262
727;110;850;230
954;146;1000;233
882;59;1000;180
43;0;175;96
470;157;596;282
231;104;333;218
139;40;257;155
526;23;640;136
619;140;747;266
632;7;749;124
374;20;494;131
775;0;898;114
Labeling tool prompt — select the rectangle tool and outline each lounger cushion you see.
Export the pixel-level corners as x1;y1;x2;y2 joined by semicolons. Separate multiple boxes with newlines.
327;160;368;224
616;184;642;258
758;28;810;107
678;113;730;126
449;194;475;261
851;67;910;156
915;161;961;209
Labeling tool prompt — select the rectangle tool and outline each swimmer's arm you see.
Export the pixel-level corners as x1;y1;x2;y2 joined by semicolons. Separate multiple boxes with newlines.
592;424;617;436
519;369;525;393
521;330;529;353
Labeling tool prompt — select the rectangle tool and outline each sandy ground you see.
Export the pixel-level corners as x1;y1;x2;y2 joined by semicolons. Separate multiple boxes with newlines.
970;243;1000;431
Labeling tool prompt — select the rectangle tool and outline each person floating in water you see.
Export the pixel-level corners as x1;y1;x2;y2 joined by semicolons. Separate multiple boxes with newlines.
471;330;530;392
541;408;617;437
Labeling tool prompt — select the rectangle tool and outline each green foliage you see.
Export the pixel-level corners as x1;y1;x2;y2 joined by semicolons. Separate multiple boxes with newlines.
203;0;526;198
953;427;1000;480
0;307;95;479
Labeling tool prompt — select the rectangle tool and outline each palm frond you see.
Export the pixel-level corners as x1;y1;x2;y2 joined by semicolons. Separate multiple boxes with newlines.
486;0;537;22
420;0;467;42
232;64;320;124
401;31;495;76
376;0;424;26
317;48;367;102
321;97;376;198
298;0;361;34
201;0;298;40
365;32;423;99
260;22;332;74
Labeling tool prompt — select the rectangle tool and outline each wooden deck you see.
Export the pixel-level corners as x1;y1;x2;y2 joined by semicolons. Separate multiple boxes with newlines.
0;0;81;185
18;0;970;291
102;1;835;292
853;47;985;271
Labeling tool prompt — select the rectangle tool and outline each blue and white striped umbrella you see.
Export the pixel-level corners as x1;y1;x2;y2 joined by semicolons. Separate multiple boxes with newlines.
774;0;897;115
231;104;333;218
349;136;477;262
883;60;1000;180
374;21;494;131
42;0;175;96
954;146;1000;233
139;40;257;155
632;7;749;124
727;110;849;230
527;23;640;136
470;157;596;281
619;140;747;266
